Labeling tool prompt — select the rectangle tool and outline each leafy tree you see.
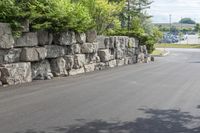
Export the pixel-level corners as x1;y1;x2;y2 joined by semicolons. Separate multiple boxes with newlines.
179;18;196;24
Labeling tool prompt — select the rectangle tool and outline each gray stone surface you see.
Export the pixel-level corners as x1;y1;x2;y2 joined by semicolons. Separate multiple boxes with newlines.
0;49;21;64
84;63;96;73
74;54;86;69
98;49;112;62
37;30;53;45
50;57;68;77
0;23;14;49
81;43;98;54
95;62;106;70
108;60;117;68
117;59;125;66
21;20;29;32
96;36;106;49
86;53;100;64
75;33;86;44
53;31;76;45
15;32;38;47
124;57;137;65
45;45;65;58
71;44;81;54
115;49;124;59
128;38;136;48
0;62;32;85
31;60;53;80
68;68;85;76
86;29;97;43
20;47;47;62
64;55;74;70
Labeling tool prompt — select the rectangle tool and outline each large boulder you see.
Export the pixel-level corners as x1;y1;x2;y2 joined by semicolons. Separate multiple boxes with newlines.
86;29;97;43
0;62;32;85
84;63;96;73
68;68;85;76
53;31;76;45
64;55;74;70
45;45;65;58
0;23;14;49
74;54;86;69
126;48;136;57
37;30;53;45
50;57;68;77
15;32;38;47
75;32;86;44
81;43;98;54
0;49;21;64
31;60;53;80
98;49;112;62
20;47;47;62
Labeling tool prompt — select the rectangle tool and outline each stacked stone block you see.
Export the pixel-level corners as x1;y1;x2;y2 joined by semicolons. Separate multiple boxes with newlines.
0;22;152;86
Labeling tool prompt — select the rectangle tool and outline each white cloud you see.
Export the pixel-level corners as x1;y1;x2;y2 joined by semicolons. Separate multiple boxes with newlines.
148;0;200;23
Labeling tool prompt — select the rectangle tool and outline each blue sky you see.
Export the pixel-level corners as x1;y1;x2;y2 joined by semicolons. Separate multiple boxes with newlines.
148;0;200;23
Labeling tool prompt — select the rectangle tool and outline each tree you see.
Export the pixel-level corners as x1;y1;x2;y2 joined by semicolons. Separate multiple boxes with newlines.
179;18;196;24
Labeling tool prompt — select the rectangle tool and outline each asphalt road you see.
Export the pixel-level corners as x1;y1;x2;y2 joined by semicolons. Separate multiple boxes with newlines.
1;48;200;133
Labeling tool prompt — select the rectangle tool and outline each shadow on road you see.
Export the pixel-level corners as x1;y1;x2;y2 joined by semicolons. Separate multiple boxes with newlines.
17;108;200;133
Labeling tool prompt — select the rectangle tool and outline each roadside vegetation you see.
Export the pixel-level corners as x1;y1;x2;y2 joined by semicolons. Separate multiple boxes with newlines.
155;44;200;49
0;0;162;53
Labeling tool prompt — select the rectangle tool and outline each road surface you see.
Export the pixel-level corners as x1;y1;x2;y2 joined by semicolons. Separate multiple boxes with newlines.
1;48;200;133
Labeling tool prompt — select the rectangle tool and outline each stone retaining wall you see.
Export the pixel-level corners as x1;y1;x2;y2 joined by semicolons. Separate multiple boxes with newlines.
0;23;152;86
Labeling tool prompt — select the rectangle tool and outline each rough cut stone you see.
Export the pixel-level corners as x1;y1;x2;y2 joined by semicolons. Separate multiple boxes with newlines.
31;60;53;80
115;49;124;59
96;36;106;49
68;68;85;76
0;23;14;49
50;57;68;77
0;49;21;64
74;54;86;69
128;38;136;48
71;44;81;54
86;29;97;43
117;59;125;66
98;49;112;62
138;53;145;63
64;55;74;70
20;47;47;62
95;63;106;71
108;60;117;68
81;43;98;54
0;62;32;85
15;32;38;47
126;48;135;57
53;31;76;45
125;57;137;65
37;30;53;45
86;53;100;64
45;45;65;58
75;32;86;44
84;63;96;73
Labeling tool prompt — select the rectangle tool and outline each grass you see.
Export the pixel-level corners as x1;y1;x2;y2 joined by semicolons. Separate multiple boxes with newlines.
151;49;167;56
155;43;200;49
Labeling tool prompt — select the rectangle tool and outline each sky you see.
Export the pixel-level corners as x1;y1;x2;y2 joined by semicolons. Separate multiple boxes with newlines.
148;0;200;23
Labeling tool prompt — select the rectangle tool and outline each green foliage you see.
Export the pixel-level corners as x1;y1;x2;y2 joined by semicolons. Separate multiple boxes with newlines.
179;18;196;24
